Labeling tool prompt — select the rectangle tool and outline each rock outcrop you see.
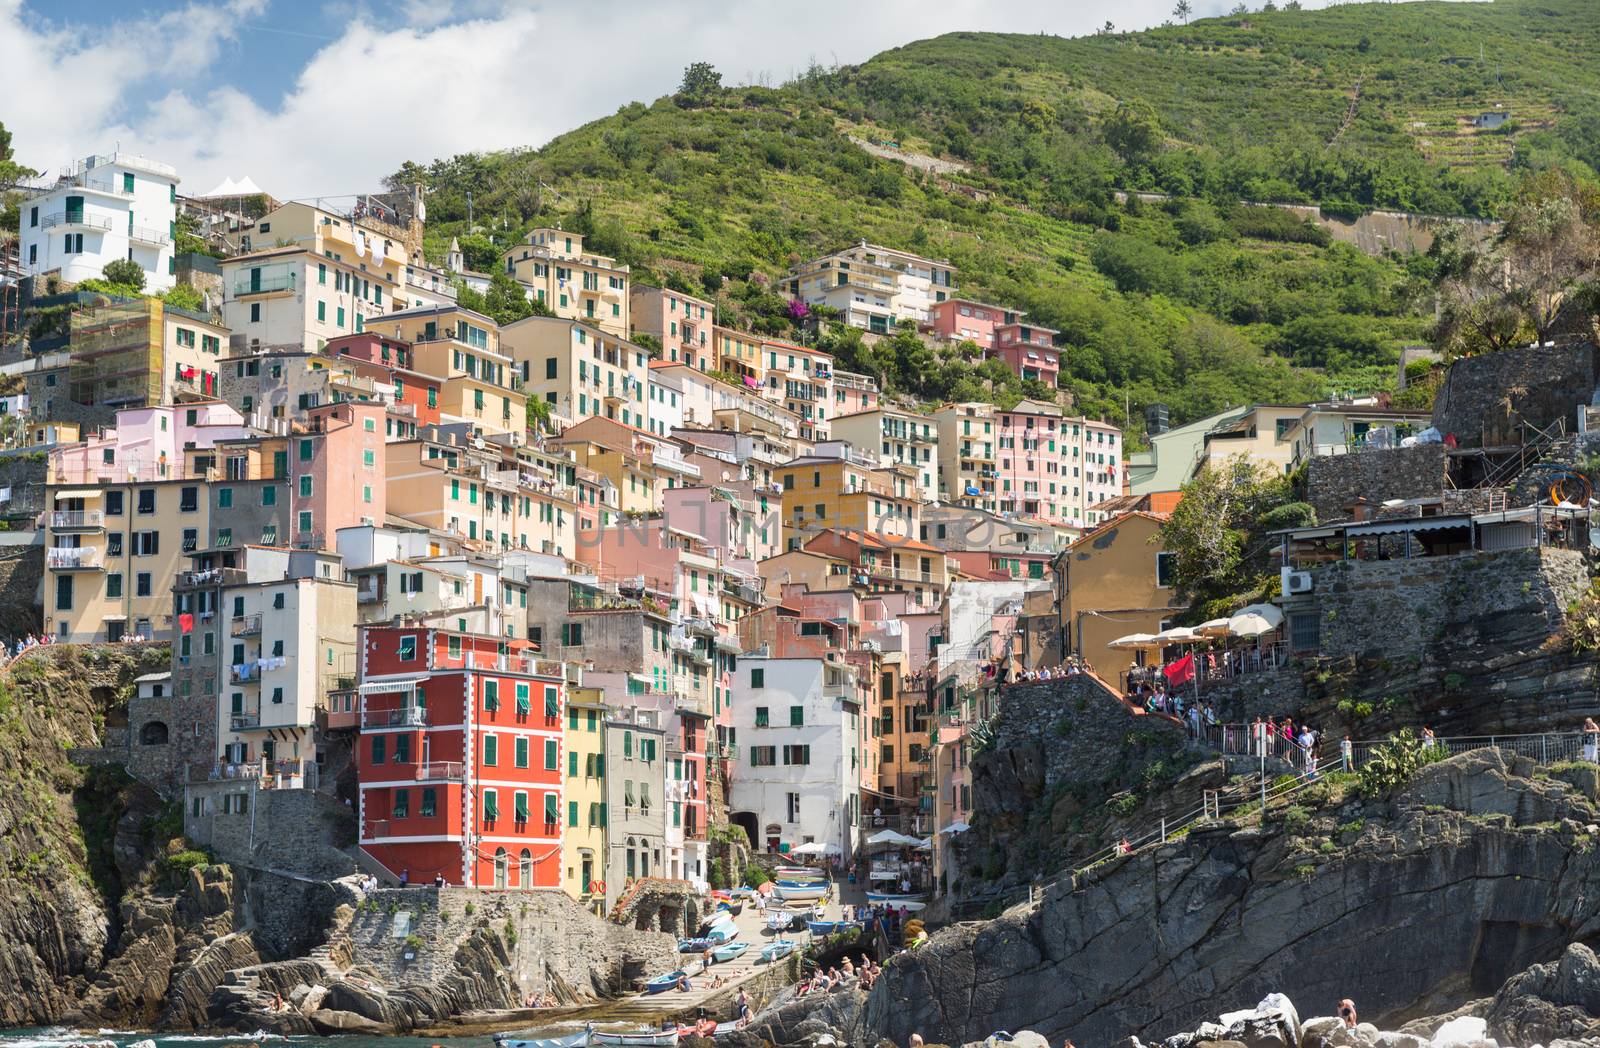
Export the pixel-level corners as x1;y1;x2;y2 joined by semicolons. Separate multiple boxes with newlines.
818;751;1600;1047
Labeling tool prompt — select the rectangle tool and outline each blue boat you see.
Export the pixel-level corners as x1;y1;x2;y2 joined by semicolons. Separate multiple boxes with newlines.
712;940;750;963
645;969;689;994
806;919;858;936
761;938;796;962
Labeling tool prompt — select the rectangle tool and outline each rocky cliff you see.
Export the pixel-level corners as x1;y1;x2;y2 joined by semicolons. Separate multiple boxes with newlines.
0;644;172;1027
776;750;1600;1047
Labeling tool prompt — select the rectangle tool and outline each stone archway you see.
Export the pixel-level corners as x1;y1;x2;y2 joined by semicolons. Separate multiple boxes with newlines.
139;720;170;745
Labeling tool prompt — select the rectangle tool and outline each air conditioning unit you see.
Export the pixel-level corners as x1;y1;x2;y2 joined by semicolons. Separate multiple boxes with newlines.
1283;569;1314;596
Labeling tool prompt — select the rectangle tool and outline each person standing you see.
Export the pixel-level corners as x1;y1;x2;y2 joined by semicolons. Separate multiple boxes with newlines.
1584;717;1599;763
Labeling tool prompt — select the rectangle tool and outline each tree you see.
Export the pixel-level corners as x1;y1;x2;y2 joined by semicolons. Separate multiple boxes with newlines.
1160;457;1313;619
1102;101;1163;165
1432;169;1600;354
1229;3;1249;14
1284;0;1302;8
1173;0;1192;23
101;259;146;292
161;284;205;312
677;62;723;107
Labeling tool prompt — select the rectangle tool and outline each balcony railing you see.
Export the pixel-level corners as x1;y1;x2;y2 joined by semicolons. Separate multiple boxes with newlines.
129;226;172;247
293;531;325;550
41;211;113;232
388;761;465;782
356;582;382;604
230;712;261;731
47;547;101;569
230;614;262;636
361;705;428;728
47;510;103;529
232;274;297;296
230;663;260;683
186;758;318;790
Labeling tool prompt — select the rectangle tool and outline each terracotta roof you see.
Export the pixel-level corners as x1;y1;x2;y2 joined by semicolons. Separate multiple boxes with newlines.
1063;510;1170;553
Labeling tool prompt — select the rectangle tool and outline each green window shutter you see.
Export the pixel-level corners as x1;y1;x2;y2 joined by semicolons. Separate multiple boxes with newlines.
568;800;578;827
568;750;578;776
544;739;558;769
484;680;499;710
484;735;498;766
516;682;531;714
598;802;607;827
514;736;529;768
623;731;633;757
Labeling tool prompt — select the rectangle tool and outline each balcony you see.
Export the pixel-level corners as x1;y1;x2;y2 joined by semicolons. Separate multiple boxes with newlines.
186;758;318;790
390;761;465;783
41;211;113;233
230;662;260;683
293;531;325;550
230;712;261;731
47;510;103;530
47;547;102;570
129;225;172;247
356;581;382;604
230;614;261;637
177;567;247;588
361;705;428;729
232;274;297;297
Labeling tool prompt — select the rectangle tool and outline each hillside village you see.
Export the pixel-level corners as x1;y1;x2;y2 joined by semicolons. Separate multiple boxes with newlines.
3;10;1600;1039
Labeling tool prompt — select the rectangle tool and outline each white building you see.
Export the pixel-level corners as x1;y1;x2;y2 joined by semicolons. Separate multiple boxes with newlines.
20;152;180;292
727;655;861;862
784;241;956;334
830;406;941;503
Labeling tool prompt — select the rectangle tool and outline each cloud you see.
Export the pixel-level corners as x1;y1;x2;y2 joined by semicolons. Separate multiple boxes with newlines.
6;0;1356;199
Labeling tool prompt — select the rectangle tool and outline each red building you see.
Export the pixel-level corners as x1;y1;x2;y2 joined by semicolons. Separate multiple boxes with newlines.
325;332;444;430
357;625;566;888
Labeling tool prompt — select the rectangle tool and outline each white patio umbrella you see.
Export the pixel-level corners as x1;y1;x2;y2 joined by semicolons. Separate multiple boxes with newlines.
790;841;839;856
866;829;924;847
940;821;971;835
1232;603;1284;629
1107;632;1160;650
1227;612;1277;638
1196;618;1232;637
1153;626;1200;644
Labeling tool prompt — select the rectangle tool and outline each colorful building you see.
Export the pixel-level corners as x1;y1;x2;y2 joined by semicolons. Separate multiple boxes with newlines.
501;315;650;431
1054;511;1185;684
785;241;956;333
562;685;609;912
501;228;631;339
357;624;567;888
630;285;713;370
364;305;525;438
19;151;181;292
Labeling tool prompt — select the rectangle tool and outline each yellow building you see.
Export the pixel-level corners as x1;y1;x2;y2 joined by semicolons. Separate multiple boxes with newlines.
364;305;526;437
384;435;580;557
1054;511;1186;685
563;685;609;913
500;315;650;432
501;228;631;338
932;402;997;512
713;325;762;383
778;445;921;551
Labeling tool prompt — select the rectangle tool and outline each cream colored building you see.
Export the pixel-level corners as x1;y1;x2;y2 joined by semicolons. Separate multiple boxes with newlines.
933;403;998;511
501;228;631;339
785;241;956;334
220;246;400;355
365;305;526;437
500;315;650;432
830;406;940;502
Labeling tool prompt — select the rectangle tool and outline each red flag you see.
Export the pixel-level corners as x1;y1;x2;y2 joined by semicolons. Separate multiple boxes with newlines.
1163;652;1195;686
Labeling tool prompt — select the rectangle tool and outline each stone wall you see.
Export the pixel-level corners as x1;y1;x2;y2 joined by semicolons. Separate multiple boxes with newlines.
1311;547;1586;662
1305;444;1447;523
126;687;216;793
188;786;357;881
0;451;47;526
0;540;43;641
345;886;679;1002
1431;342;1596;449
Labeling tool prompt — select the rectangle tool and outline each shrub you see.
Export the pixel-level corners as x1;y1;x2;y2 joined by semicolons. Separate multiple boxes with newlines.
163;849;209;886
1281;804;1311;835
1356;729;1447;800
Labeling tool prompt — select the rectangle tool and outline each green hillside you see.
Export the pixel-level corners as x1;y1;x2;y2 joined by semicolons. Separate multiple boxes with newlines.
393;0;1600;441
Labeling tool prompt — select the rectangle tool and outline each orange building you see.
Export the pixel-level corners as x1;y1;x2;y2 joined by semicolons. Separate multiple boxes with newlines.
357;624;566;888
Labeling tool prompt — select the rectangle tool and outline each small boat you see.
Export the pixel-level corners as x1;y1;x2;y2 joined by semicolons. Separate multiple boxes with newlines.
761;938;796;962
866;890;926;904
765;911;795;932
678;937;712;953
773;882;828;902
712;940;750;962
869;898;927;912
806;919;859;936
592;1030;681;1048
645;970;688;994
494;1031;591;1048
715;900;744;916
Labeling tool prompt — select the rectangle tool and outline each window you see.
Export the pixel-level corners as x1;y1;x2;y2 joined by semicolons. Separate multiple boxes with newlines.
398;635;417;661
1155;552;1178;589
137;489;156;514
392;789;409;818
514;791;530;822
790;705;804;727
106;491;124;516
750;668;764;689
299;475;312;498
106;573;123;599
217;487;233;509
783;744;811;765
755;706;769;727
516;682;531;715
750;745;776;766
482;789;498;822
420;787;436;817
54;575;73;611
514;736;529;768
545;738;558;769
545;793;559;825
370;736;386;764
484;679;499;711
544;685;559;717
483;734;498;766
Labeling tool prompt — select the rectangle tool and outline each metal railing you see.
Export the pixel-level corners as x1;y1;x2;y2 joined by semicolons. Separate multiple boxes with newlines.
230;614;261;636
47;510;103;528
186;758;318;790
129;226;172;246
233;274;297;296
41;211;113;232
361;705;427;728
389;761;465;782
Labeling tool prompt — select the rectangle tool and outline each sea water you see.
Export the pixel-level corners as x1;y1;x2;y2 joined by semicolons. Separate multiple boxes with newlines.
0;1029;579;1048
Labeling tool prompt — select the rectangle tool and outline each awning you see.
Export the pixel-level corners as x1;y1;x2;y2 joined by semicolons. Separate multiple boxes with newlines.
1343;516;1472;540
54;489;105;500
866;829;923;846
360;678;426;694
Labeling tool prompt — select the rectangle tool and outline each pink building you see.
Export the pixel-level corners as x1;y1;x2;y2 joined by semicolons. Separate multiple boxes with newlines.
661;484;779;573
289;400;388;549
832;370;880;417
995;400;1123;529
631;286;715;370
49;402;251;484
993;322;1061;387
924;299;1018;350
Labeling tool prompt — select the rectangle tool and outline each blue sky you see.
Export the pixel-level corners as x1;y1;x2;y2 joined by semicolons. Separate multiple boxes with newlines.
4;0;1368;199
